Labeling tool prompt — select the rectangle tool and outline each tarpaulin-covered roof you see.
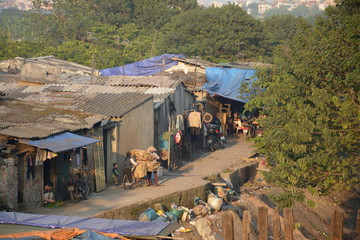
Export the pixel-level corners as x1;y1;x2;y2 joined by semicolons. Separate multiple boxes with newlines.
0;212;169;237
100;54;185;76
202;67;256;102
25;132;99;152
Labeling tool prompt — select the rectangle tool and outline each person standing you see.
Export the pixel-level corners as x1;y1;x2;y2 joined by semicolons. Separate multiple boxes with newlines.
112;163;121;186
146;146;160;186
123;151;138;185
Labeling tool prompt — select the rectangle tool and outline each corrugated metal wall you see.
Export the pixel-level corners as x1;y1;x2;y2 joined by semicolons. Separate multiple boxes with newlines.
115;98;154;181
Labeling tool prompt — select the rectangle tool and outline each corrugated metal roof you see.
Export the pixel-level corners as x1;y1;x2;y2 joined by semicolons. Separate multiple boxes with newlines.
0;100;104;138
79;93;152;118
26;132;99;152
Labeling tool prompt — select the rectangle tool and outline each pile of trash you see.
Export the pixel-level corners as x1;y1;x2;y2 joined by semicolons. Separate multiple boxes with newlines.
138;180;241;239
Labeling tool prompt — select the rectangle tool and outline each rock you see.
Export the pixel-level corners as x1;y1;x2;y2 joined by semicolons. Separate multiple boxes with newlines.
195;218;213;239
154;203;165;212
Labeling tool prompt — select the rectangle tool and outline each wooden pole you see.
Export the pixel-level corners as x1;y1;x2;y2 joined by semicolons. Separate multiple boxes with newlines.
167;115;171;170
284;208;294;240
331;210;344;240
223;211;234;240
356;209;360;240
258;207;268;240
242;210;251;240
273;209;281;240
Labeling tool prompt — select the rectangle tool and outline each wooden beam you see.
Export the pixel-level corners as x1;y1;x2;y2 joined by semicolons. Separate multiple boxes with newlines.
258;207;268;240
331;210;344;240
242;210;251;240
223;211;234;240
284;208;294;240
356;209;360;240
273;209;281;240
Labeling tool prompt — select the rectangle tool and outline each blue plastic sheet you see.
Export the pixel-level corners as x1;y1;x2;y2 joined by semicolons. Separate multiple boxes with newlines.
0;212;169;236
202;67;256;102
100;54;185;76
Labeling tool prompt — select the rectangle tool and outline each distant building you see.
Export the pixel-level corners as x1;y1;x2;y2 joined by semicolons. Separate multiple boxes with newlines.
212;1;224;8
258;2;273;14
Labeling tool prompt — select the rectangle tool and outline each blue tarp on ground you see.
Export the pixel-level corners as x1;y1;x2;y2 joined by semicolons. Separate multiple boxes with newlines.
202;67;257;102
0;212;169;236
100;54;185;76
26;132;99;153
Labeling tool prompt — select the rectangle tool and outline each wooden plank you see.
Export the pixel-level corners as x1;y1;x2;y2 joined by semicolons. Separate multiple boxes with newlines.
356;209;360;240
242;210;251;240
212;183;227;186
284;208;294;240
273;209;281;240
331;210;344;240
223;211;234;240
258;207;268;240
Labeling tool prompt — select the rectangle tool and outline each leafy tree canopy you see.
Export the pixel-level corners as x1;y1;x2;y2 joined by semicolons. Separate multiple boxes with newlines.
159;4;264;62
245;0;360;194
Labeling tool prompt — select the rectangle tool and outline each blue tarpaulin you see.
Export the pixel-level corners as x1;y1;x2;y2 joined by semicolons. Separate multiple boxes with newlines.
26;132;99;153
202;67;256;102
0;212;169;236
100;54;185;76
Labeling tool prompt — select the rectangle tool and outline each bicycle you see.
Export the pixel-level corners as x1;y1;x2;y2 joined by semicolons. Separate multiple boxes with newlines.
122;163;147;190
68;169;89;203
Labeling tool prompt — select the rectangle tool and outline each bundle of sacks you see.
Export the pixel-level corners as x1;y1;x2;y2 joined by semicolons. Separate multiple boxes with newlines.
130;147;160;172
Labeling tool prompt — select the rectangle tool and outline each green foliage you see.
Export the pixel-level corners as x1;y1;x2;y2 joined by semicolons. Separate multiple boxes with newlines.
0;8;25;40
245;0;360;195
269;190;305;209
159;4;264;62
306;200;316;209
261;15;311;61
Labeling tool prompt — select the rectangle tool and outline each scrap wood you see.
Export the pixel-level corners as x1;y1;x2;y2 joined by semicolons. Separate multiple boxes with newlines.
212;182;227;186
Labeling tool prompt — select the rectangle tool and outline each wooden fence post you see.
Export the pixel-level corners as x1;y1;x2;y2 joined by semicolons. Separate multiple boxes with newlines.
223;211;234;240
242;210;251;240
273;209;281;240
284;208;294;240
258;207;268;240
331;210;344;240
356;209;360;240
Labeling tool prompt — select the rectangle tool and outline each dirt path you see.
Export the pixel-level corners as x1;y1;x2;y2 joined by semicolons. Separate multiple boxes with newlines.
27;135;255;218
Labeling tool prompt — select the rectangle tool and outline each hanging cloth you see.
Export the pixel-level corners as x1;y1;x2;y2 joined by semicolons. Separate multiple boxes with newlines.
188;112;202;128
176;115;185;131
36;149;47;164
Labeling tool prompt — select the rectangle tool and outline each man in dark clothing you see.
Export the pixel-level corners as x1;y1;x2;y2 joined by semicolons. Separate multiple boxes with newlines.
123;151;138;185
112;163;120;186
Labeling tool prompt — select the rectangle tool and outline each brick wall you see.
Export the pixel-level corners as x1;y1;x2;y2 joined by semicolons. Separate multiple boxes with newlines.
21;160;43;210
0;153;18;210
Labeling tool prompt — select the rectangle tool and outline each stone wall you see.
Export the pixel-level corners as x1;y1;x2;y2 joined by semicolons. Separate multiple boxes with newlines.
228;162;258;191
21;160;43;210
94;183;211;220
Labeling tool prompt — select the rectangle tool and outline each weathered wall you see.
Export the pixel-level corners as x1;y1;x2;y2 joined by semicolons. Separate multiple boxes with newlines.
117;98;154;179
228;162;258;191
0;154;18;210
94;183;211;220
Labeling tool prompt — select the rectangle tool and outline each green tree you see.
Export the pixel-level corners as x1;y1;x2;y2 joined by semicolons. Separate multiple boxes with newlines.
159;4;264;62
0;8;25;40
261;15;310;61
245;0;360;194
